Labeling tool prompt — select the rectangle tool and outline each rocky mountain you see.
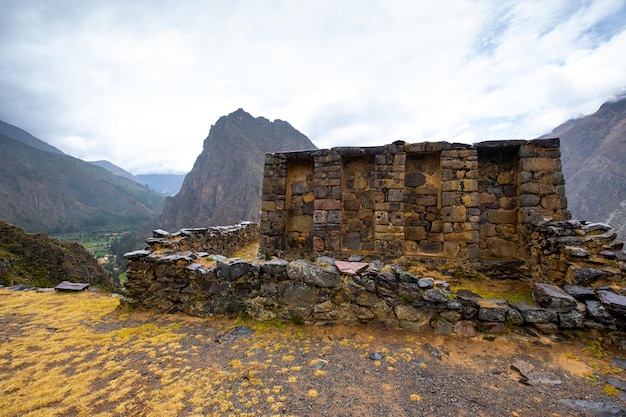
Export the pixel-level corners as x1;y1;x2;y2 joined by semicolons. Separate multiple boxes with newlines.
0;130;166;234
543;96;626;241
0;220;114;289
154;109;317;231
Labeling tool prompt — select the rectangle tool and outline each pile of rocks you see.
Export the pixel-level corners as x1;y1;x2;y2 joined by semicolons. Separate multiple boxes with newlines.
526;218;625;284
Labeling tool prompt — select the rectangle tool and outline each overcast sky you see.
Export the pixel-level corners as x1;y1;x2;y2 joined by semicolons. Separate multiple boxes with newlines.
1;0;625;175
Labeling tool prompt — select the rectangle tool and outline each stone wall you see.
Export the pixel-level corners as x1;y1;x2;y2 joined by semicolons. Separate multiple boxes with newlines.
260;139;568;266
123;222;626;334
122;138;626;335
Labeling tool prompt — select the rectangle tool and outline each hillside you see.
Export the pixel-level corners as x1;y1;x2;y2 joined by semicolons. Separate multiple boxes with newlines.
154;109;317;231
544;97;626;241
0;220;113;289
0;133;166;234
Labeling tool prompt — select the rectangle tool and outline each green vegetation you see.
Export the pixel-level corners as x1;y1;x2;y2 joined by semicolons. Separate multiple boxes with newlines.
56;229;138;287
451;281;533;303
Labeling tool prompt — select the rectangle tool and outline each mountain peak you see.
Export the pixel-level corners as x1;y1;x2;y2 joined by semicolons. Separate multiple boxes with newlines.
155;111;317;230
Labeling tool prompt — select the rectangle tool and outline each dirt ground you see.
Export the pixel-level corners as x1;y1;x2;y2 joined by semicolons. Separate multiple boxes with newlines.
1;288;625;417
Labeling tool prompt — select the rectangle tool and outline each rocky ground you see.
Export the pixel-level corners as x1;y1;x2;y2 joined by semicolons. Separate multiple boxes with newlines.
1;288;626;416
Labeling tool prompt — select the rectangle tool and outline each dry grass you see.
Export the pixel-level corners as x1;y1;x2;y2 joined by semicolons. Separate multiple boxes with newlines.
0;288;621;417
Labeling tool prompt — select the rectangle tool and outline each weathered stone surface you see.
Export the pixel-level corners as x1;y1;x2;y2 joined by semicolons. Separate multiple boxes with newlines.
565;266;617;285
422;288;449;304
433;319;454;335
334;260;369;276
217;260;260;281
394;305;421;321
532;283;577;313
477;299;507;322
563;285;596;300
511;360;562;385
558;310;585;328
454;320;478;337
417;277;435;289
456;289;484;308
510;302;557;323
279;282;317;306
586;300;618;324
597;290;626;317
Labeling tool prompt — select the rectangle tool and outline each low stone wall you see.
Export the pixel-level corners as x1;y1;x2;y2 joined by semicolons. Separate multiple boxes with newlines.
123;219;626;335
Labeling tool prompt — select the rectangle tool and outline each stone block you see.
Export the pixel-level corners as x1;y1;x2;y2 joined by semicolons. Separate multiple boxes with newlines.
497;171;514;184
519;182;555;195
405;172;426;187
442;206;466;223
462;192;480;207
262;201;276;211
279;282;317;306
405;226;426;241
520;157;556;172
327;210;341;224
509;302;557;323
541;195;564;210
344;199;361;211
480;192;496;204
312;236;324;251
461;179;478;192
487;209;517;224
387;189;404;202
532;283;577;313
441;180;461;191
313;210;328;223
477;299;507;322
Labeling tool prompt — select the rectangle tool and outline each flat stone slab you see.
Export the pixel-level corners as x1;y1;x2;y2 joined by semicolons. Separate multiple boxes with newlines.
511;360;562;385
55;281;90;292
533;283;576;312
597;290;626;317
563;285;596;300
334;260;369;276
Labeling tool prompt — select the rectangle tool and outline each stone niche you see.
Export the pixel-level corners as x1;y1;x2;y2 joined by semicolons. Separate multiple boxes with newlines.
260;139;569;264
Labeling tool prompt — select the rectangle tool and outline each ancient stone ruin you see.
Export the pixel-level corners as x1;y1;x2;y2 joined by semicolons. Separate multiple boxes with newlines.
123;139;626;335
260;139;568;275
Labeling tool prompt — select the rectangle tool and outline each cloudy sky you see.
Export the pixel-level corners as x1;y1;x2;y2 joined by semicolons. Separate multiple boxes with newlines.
1;0;625;175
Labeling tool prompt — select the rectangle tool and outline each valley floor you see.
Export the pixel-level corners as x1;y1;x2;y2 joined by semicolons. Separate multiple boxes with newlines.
0;289;625;416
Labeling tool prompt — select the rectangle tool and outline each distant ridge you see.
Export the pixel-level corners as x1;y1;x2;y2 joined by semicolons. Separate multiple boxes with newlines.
0;127;166;234
89;160;136;180
0;119;64;155
153;109;317;231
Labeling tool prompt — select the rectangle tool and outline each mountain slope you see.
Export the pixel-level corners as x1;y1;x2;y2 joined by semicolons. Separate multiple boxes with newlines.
0;220;114;289
155;109;317;230
0;133;166;234
543;97;626;241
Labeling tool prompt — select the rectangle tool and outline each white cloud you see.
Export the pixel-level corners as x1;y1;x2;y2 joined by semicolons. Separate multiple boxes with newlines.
0;0;625;174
